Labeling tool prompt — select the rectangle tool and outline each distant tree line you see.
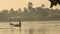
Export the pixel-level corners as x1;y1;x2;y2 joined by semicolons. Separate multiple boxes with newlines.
0;2;60;21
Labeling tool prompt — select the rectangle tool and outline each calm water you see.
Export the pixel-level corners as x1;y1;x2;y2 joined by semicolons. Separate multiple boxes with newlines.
0;21;60;34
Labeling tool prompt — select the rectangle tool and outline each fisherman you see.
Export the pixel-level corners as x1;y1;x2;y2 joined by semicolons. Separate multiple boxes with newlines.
19;21;21;28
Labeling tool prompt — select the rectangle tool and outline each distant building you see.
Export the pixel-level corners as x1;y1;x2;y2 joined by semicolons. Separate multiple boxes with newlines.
28;2;33;9
27;2;36;17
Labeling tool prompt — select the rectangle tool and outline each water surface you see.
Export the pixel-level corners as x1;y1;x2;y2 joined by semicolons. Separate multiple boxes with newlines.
0;21;60;34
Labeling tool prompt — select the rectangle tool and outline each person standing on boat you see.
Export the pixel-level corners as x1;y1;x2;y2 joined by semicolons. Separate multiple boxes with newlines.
19;21;21;28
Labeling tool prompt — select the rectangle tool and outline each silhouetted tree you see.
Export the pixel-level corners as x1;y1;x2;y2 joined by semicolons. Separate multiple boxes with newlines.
22;7;29;18
41;4;45;8
0;9;8;20
9;8;15;19
49;0;60;8
17;8;22;13
15;8;22;17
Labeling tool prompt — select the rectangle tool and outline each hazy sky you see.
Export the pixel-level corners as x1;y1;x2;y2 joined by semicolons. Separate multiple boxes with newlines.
0;0;60;10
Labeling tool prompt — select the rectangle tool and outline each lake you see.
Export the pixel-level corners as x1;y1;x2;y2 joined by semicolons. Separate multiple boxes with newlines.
0;21;60;34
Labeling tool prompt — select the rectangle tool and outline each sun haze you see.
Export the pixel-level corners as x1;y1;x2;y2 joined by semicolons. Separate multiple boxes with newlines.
0;0;60;11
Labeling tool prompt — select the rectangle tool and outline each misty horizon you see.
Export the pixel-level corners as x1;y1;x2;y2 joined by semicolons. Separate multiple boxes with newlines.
0;0;60;11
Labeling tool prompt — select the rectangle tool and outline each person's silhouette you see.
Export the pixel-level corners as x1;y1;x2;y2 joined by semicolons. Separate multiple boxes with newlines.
19;21;21;28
